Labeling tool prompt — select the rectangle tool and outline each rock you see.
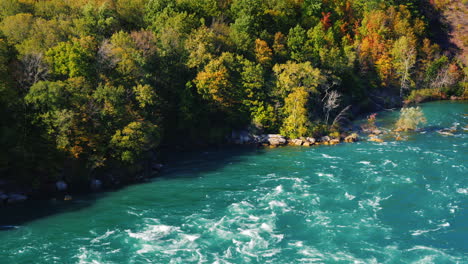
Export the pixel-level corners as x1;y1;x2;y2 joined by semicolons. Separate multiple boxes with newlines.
371;129;382;135
292;139;303;146
0;192;8;202
232;130;252;144
369;137;384;143
320;136;331;143
7;194;27;204
64;195;72;201
90;179;102;191
437;130;454;136
330;138;340;145
344;133;359;143
253;134;268;144
56;180;68;191
267;134;287;146
303;141;311;147
306;137;316;144
152;163;164;171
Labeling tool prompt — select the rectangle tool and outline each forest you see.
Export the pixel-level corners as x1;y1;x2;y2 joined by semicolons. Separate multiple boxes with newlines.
0;0;466;187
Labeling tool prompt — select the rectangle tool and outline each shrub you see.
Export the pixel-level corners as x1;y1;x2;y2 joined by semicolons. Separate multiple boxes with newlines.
405;88;443;104
395;107;427;131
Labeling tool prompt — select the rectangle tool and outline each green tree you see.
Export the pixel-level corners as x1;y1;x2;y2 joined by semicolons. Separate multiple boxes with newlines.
395;107;426;131
111;121;160;164
46;37;96;78
280;87;310;138
273;61;322;98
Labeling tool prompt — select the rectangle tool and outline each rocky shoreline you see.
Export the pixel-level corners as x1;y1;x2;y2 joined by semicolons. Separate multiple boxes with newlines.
3;112;464;206
230;132;360;148
0;131;363;206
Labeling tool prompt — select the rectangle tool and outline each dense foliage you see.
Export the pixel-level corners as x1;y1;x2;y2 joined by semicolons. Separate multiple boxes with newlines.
0;0;465;184
395;107;427;131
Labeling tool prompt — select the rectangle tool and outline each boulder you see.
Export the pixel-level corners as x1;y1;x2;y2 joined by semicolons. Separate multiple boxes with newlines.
232;130;252;144
267;134;287;146
330;138;340;145
306;137;316;144
90;179;103;191
56;180;68;191
7;194;27;204
371;129;383;135
0;192;8;203
152;163;164;171
292;139;303;146
303;141;311;147
320;136;331;143
344;133;359;143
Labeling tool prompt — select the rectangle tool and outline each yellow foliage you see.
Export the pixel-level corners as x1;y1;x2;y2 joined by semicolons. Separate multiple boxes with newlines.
255;39;273;66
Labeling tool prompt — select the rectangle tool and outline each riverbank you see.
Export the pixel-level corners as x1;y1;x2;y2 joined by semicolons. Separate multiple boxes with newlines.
1;100;466;206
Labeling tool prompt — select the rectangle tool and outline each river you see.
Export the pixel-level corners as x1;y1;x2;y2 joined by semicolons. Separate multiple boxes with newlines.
0;101;467;263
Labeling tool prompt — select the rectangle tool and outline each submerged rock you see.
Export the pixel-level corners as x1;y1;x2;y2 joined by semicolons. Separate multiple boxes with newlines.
369;137;384;143
7;194;28;204
437;130;454;136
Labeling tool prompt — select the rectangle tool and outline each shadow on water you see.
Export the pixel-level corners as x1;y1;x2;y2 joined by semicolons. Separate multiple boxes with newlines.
0;145;266;227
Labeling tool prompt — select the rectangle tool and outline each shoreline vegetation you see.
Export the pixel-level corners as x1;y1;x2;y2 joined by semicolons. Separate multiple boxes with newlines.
0;0;467;205
2;99;466;205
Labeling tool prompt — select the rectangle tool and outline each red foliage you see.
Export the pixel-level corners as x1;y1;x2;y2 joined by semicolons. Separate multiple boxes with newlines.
321;12;332;30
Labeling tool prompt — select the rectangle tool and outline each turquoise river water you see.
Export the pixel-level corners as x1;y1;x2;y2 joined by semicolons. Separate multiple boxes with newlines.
0;101;467;263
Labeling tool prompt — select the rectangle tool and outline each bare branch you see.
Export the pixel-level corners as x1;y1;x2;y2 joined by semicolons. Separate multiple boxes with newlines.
323;90;341;124
332;105;351;126
18;53;48;91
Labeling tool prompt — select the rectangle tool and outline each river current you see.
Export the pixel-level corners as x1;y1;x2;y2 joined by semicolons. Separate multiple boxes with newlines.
0;101;467;263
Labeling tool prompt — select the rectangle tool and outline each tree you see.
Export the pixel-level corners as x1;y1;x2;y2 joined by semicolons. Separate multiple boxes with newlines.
46;37;96;78
287;25;309;62
254;39;273;66
115;0;147;28
273;61;322;98
391;35;417;98
17;53;49;90
323;90;341;125
395;107;426;131
280;87;310;139
111;121;160;164
272;32;287;61
185;26;217;69
195;52;245;109
0;13;34;45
